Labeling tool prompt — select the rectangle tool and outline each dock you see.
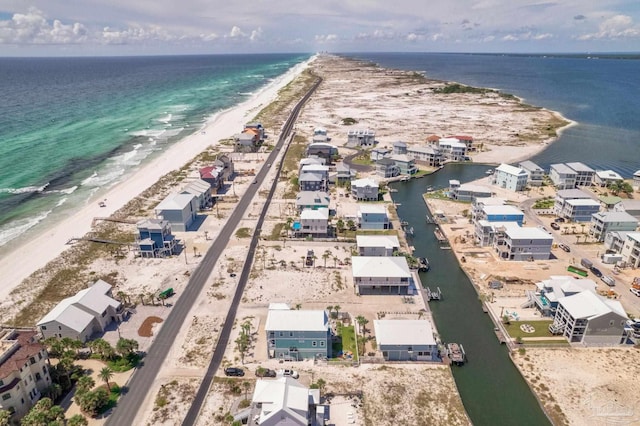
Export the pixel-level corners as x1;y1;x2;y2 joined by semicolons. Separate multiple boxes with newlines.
494;328;507;344
434;228;447;243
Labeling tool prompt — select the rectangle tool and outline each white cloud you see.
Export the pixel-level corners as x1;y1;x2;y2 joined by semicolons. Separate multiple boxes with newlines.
250;27;263;42
314;34;338;43
577;14;640;40
0;7;88;44
228;26;245;38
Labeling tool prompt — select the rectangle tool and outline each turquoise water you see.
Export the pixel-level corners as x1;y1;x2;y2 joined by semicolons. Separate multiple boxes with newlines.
0;54;309;248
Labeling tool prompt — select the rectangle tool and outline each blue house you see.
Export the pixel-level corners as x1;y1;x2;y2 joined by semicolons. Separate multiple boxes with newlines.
480;205;525;226
135;219;178;258
265;307;331;361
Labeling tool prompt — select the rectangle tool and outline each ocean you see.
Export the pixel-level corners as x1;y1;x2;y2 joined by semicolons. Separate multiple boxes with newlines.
0;53;309;248
349;52;640;175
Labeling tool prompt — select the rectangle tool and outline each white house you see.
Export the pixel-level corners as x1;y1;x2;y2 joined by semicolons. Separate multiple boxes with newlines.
37;280;123;342
449;184;492;202
181;179;212;210
356;235;400;256
620;232;640;268
549;164;577;189
594;170;624;187
350;178;379;201
526;275;597;317
589;211;638;242
347;129;375;147
298;208;329;237
155;192;198;232
406;145;442;167
549;291;628;345
351;256;412;295
613;199;640;220
519;160;545;186
493;163;528;191
438;137;467;161
250;377;323;426
374;319;439;361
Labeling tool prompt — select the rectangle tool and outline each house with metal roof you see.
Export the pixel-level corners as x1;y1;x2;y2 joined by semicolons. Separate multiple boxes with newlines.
297;208;329;237
265;308;331;360
351;256;412;295
388;154;417;175
155;192;198;232
356;235;400;256
36;280;122;342
135;218;178;258
298;157;325;175
437;137;467;161
181;179;212;210
494;163;528;191
370;147;392;162
566;162;595;187
519;160;545;186
346;129;375;147
295;191;330;212
350;178;379;201
393;141;407;155
449;184;492;202
375;157;400;178
358;204;389;230
620;232;640;268
305;143;338;164
613;199;640;220
406;145;442;167
249;377;323;426
374;319;439;361
198;165;224;192
299;171;327;192
594;170;624;187
549;290;628;345
525;275;598;317
494;226;553;261
549;163;577;189
590;211;638;242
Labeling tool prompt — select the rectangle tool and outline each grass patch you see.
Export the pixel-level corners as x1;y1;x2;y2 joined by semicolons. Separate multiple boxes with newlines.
522;339;570;346
504;320;555;339
333;324;358;361
268;223;285;240
235;228;252;238
107;352;142;372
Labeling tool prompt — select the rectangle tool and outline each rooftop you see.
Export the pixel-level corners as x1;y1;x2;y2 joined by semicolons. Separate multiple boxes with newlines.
356;235;400;249
265;309;329;332
300;208;329;220
351;178;379;188
556;189;593;200
558;290;627;319
483;205;524;216
595;170;623;180
505;226;553;240
351;256;411;278
566;162;595;173
565;198;601;207
155;192;197;211
358;204;387;214
550;163;577;175
496;163;527;176
0;330;44;381
374;319;436;346
519;160;544;172
592;211;638;223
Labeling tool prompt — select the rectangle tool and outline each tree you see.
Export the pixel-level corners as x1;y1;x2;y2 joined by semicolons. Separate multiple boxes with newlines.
346;219;356;231
333;256;339;268
78;387;109;417
336;219;345;232
56;355;75;390
355;315;369;335
99;367;114;391
116;338;139;357
68;414;89;426
43;337;65;358
89;338;115;361
21;398;65;426
315;378;327;394
322;250;332;268
44;383;63;402
76;376;95;394
334;305;341;319
242;381;251;401
0;410;10;426
235;334;250;364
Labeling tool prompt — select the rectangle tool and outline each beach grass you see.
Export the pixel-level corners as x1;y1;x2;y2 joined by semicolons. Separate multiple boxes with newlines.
504;320;555;339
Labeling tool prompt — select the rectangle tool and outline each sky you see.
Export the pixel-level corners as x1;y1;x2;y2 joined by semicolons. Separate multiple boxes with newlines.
0;1;639;56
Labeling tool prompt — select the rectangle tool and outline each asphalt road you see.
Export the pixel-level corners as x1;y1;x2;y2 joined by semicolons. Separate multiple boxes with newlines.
342;149;373;173
104;76;321;426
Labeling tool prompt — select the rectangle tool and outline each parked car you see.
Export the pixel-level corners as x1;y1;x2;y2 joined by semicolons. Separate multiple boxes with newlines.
550;222;560;230
555;217;565;223
630;288;640;297
255;367;276;378
590;267;602;278
278;369;299;379
224;367;245;377
558;243;571;252
601;275;616;287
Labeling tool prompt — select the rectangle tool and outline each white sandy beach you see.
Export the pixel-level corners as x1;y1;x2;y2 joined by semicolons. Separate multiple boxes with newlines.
0;57;313;303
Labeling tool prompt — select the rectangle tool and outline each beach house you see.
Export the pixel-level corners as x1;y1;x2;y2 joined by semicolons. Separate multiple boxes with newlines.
471;197;506;222
298;171;327;192
406;145;442;167
358;204;389;230
494;226;553;261
356;235;400;256
333;162;354;184
518;160;545;186
553;189;598;221
370;147;392;161
493;163;528;191
305;143;338;164
589;211;638;242
525;275;597;317
437;137;467;161
351;256;412;295
473;205;525;246
37;280;123;342
449;184;492;202
604;231;633;253
297;208;329;237
388;154;418;175
620;232;640;268
155;192;198;232
244;122;265;141
392;141;407;155
350;178;379;201
549;291;628;345
295;191;330;212
613;200;640;220
476;204;525;226
0;330;52;422
234;130;259;152
374;319;439;361
181;179;212;210
376;157;400;178
346;129;375;147
566;162;595;187
135;218;178;258
594;170;624;187
265;308;331;360
549;164;577;189
198;165;224;192
214;154;235;180
249;377;323;426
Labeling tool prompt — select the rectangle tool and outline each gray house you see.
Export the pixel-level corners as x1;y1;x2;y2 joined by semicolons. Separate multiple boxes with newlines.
155;192;198;232
374;319;439;361
494;226;553;261
37;280;123;342
370;147;392;161
590;211;639;242
265;307;331;360
352;256;412;295
346;129;375;147
550;290;628;345
376;157;400;178
295;191;330;212
181;179;212;210
299;171;327;192
306;143;338;164
356;235;400;256
519;160;545;186
358;204;389;230
351;178;379;201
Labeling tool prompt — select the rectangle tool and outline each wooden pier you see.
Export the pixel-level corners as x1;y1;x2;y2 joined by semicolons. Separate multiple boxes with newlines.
494;328;507;344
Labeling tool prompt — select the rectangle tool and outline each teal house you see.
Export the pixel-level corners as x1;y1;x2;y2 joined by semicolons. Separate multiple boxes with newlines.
265;307;331;361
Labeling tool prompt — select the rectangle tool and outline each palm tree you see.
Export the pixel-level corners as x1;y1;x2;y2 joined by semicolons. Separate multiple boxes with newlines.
99;367;114;392
242;381;251;402
333;256;339;268
76;376;95;394
334;305;341;319
355;315;369;335
67;414;89;426
322;250;332;268
301;256;306;268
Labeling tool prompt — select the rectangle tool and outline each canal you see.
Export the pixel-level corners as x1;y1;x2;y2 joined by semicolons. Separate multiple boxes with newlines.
391;163;551;426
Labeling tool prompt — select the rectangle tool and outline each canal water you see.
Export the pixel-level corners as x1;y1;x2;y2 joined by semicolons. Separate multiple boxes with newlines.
391;163;551;426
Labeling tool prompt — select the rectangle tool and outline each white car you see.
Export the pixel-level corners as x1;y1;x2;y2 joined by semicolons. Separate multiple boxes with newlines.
630;288;640;297
278;369;299;379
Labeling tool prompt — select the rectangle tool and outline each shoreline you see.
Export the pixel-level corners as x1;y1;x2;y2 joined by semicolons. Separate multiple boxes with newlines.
0;57;313;302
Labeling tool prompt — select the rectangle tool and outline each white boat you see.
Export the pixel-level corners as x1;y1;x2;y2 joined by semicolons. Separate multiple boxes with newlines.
485;169;494;175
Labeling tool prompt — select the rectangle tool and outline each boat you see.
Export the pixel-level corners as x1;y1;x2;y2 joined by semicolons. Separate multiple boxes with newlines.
434;228;447;243
400;176;410;181
445;343;466;365
426;186;434;192
485;169;494;175
418;257;430;271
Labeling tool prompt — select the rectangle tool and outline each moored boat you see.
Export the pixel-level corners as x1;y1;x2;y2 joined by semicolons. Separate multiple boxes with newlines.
446;343;466;365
